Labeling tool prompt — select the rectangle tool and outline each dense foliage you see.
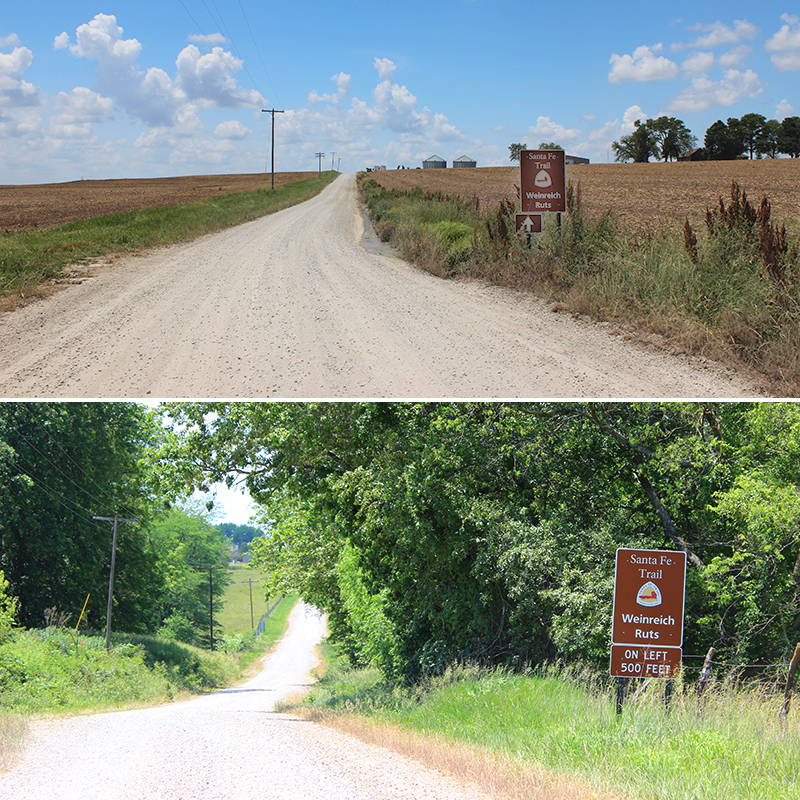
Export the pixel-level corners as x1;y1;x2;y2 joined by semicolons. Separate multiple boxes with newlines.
0;403;230;646
157;402;800;682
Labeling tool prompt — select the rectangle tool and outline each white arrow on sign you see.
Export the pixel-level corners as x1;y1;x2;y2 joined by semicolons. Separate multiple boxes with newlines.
522;216;537;233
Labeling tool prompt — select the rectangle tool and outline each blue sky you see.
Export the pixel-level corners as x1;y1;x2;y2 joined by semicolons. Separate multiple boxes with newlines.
2;1;799;183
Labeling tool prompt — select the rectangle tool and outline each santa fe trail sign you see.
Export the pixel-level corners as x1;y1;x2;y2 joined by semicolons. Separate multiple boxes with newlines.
610;548;687;678
519;149;566;214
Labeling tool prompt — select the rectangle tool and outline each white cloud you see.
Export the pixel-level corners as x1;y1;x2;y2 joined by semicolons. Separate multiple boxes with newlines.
608;45;679;83
524;116;581;144
52;87;115;125
776;99;794;120
682;19;759;49
664;68;762;113
53;32;70;50
188;33;228;46
0;46;44;107
67;14;183;126
1;34;22;48
308;72;351;104
719;45;751;69
175;44;265;108
63;14;263;129
214;119;250;140
682;51;714;75
623;105;648;127
766;15;800;71
373;57;396;81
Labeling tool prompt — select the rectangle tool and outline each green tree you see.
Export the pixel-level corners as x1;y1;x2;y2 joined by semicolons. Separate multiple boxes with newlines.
0;403;161;631
778;116;800;157
147;507;232;647
508;143;527;162
704;119;745;160
759;119;782;158
646;116;697;161
537;142;564;150
739;113;768;159
612;121;659;162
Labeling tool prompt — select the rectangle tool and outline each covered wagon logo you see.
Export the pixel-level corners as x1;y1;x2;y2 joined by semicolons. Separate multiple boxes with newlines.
534;170;553;188
636;581;662;607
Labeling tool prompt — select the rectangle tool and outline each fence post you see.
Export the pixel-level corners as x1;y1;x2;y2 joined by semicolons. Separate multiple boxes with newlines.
779;643;800;728
665;678;675;714
616;677;629;715
697;646;715;699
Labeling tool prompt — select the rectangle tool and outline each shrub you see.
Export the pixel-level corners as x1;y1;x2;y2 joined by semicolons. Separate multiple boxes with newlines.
0;571;19;641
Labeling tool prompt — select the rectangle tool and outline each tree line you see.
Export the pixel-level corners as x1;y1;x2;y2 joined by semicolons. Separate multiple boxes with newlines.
612;114;800;162
4;402;799;682
157;402;800;683
0;403;232;648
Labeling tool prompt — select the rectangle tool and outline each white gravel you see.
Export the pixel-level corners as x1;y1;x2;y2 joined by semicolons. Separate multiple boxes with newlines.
0;602;496;800
0;173;760;398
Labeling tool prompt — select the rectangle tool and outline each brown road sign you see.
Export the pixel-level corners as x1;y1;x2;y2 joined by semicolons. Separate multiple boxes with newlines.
610;644;682;679
515;213;542;235
520;149;566;213
611;548;686;648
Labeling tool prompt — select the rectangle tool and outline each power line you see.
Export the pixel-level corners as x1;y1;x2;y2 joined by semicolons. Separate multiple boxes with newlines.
236;0;281;108
176;0;264;103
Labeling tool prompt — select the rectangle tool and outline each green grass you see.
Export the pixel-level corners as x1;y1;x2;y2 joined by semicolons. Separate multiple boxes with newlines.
216;564;275;637
304;658;800;800
1;171;338;295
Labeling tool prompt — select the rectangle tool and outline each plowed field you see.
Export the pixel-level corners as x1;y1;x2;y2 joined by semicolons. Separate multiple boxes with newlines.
0;172;317;233
368;161;800;231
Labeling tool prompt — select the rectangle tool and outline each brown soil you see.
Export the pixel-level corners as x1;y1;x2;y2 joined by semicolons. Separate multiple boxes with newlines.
369;161;800;231
0;172;318;233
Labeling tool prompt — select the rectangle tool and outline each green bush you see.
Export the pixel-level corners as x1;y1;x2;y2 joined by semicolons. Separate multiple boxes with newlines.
0;571;18;641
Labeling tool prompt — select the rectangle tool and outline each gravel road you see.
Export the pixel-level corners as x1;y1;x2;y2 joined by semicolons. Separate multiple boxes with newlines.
0;602;496;800
0;173;758;398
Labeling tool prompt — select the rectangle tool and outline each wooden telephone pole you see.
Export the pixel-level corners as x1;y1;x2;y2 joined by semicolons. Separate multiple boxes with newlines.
261;108;284;189
93;513;139;650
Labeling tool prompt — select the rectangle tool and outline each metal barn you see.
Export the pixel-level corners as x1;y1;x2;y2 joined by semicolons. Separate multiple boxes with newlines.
423;155;446;169
453;155;477;168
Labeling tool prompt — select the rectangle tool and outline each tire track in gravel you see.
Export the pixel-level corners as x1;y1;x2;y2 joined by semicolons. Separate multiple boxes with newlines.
0;174;759;398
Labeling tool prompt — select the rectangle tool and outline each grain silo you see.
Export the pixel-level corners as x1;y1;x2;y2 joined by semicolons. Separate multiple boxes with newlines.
453;155;477;168
423;155;446;169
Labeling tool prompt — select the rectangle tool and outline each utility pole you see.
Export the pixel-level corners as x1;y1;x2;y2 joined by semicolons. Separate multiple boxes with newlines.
190;563;226;651
331;151;336;172
93;513;139;650
315;152;325;177
261;108;284;190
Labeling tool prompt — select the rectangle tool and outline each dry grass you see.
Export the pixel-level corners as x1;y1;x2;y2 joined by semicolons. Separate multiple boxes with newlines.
0;715;28;772
294;707;627;800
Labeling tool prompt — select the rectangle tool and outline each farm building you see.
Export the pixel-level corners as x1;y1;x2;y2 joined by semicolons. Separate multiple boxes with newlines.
565;155;590;165
423;155;447;169
453;155;477;168
678;148;705;162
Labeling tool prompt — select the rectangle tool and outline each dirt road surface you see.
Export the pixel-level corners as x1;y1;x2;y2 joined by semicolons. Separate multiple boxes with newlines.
0;174;759;398
0;602;498;800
